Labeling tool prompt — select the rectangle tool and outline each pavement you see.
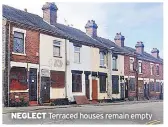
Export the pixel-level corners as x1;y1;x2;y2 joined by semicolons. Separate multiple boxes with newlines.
2;100;163;124
3;100;162;114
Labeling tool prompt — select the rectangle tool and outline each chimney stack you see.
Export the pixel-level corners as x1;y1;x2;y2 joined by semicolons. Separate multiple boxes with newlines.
42;2;58;25
24;8;27;12
85;20;98;38
114;32;125;47
151;48;159;58
135;41;144;54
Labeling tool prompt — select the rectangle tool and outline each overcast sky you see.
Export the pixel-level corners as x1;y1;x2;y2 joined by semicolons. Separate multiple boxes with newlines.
2;0;163;57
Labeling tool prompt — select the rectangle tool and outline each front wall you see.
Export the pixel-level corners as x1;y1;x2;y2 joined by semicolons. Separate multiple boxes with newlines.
40;34;66;99
91;47;109;100
10;25;39;64
66;41;92;101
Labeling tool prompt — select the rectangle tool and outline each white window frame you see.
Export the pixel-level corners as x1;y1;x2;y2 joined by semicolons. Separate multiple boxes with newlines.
12;27;26;56
53;40;61;57
150;63;154;75
100;52;105;67
112;56;117;70
130;57;134;71
74;46;81;63
138;60;142;74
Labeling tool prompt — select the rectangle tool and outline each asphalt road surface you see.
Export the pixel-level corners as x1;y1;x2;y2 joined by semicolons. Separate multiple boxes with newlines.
3;102;163;125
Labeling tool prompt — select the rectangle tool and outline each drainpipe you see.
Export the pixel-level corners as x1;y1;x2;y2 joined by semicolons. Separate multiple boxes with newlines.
64;39;68;98
7;22;11;107
107;49;112;99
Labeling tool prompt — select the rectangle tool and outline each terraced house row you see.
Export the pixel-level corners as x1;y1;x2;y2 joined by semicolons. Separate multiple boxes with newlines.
2;2;163;107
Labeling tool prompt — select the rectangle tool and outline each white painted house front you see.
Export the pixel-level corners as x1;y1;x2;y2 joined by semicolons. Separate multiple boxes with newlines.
40;33;66;102
66;41;92;102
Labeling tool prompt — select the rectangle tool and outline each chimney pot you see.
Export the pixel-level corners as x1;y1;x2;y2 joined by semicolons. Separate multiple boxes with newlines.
114;32;125;47
24;8;27;12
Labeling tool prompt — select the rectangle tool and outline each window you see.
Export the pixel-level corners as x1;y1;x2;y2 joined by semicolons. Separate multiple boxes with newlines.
74;46;80;63
150;82;155;91
53;40;61;57
150;64;154;75
72;73;82;92
99;75;106;93
155;82;160;92
13;31;24;54
112;57;117;70
156;65;159;75
100;52;105;67
130;58;134;71
129;78;135;91
138;61;142;73
112;75;119;94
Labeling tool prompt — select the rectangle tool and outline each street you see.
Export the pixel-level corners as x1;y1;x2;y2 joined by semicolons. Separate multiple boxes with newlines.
2;102;163;124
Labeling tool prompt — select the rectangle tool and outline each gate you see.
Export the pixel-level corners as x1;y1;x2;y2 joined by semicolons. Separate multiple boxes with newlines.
29;68;37;101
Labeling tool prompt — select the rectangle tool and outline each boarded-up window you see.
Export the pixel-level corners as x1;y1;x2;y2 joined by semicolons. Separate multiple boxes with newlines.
99;75;106;93
112;75;119;94
129;78;135;91
72;73;82;92
155;82;160;92
50;71;65;88
149;82;155;91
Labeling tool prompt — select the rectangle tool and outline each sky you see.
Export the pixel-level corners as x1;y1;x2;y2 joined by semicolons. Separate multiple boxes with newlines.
2;0;163;57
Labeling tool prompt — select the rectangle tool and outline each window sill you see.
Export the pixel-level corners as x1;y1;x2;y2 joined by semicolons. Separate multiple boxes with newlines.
74;62;81;64
100;91;107;93
12;52;26;56
156;92;160;93
156;75;160;76
112;69;118;71
53;56;62;58
99;66;106;68
72;91;82;93
129;70;134;73
139;73;143;74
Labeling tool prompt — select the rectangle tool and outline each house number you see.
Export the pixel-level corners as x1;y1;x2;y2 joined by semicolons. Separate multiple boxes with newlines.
54;59;63;67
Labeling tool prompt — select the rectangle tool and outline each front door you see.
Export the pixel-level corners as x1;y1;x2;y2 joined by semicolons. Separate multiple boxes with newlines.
125;79;128;98
29;68;37;101
85;75;90;99
92;79;98;100
41;77;50;103
144;83;149;99
120;83;124;99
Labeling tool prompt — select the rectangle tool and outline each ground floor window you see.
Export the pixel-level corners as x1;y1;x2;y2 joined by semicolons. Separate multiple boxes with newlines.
99;75;106;93
72;73;82;92
10;67;27;90
129;78;135;91
155;82;160;92
149;82;155;91
50;71;65;88
112;75;119;94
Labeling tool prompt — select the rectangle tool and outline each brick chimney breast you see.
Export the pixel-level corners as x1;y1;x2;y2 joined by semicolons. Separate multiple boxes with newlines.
42;2;58;25
85;20;98;38
135;41;144;54
114;32;125;47
151;48;159;58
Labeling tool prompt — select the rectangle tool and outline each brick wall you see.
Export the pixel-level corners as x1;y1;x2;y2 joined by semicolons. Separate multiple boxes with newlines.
10;24;39;64
124;55;163;80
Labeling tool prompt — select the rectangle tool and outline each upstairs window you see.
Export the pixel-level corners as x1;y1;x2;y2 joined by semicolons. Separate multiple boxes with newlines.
53;40;61;57
150;64;154;75
138;61;142;73
13;32;24;54
100;52;105;67
112;56;117;70
156;65;159;75
74;46;80;63
130;58;134;71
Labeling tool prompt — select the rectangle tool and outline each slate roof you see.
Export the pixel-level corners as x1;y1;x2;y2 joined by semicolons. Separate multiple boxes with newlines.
3;4;163;64
124;46;163;63
2;5;106;49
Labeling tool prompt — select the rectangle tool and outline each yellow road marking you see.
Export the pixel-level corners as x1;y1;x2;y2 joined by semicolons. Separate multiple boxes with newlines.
146;120;161;125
